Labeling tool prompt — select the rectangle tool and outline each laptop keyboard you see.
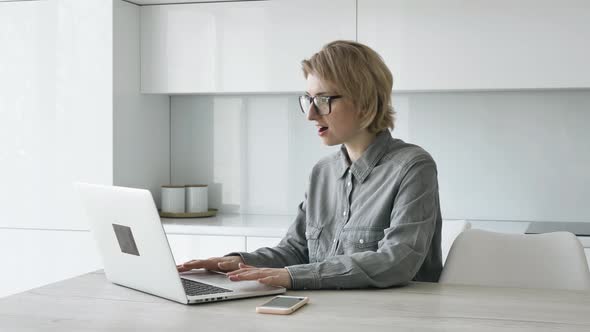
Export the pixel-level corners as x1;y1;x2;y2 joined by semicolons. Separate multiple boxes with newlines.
181;278;233;297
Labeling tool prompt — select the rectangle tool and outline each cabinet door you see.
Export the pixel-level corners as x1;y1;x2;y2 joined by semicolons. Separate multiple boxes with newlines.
358;0;590;90
585;249;590;272
0;229;101;298
141;0;356;93
246;236;282;252
166;234;245;264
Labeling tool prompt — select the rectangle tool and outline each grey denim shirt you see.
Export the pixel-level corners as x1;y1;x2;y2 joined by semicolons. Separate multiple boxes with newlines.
229;130;442;289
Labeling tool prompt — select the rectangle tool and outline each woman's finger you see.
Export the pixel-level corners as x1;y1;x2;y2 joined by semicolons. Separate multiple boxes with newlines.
177;257;223;272
217;261;237;272
177;265;191;272
227;268;257;278
226;267;255;276
229;269;266;281
257;275;277;285
226;263;260;275
177;260;204;272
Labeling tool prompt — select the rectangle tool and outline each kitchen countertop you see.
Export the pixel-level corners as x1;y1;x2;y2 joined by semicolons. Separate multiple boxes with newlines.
526;221;590;236
161;214;529;238
160;214;590;246
526;221;590;246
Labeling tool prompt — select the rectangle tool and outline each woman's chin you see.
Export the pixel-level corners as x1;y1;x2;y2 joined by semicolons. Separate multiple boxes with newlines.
319;135;340;146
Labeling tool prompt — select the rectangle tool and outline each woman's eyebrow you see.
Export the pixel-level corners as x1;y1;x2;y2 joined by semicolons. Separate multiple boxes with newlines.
305;91;328;96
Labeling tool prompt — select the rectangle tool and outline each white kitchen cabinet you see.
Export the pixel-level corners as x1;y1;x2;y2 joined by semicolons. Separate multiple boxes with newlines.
246;236;282;252
358;0;590;91
166;234;245;264
0;229;101;298
585;249;590;272
140;0;356;93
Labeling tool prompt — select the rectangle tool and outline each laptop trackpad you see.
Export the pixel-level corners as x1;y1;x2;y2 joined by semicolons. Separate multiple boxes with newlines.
180;269;280;292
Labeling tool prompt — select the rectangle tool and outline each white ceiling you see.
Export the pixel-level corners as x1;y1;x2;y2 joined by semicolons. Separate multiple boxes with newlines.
127;0;262;5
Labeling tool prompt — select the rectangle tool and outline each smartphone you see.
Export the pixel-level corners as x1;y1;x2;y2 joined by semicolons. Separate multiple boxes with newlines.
255;295;309;315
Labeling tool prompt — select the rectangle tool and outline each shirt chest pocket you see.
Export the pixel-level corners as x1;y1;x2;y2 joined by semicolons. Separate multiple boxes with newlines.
305;224;323;263
341;228;384;253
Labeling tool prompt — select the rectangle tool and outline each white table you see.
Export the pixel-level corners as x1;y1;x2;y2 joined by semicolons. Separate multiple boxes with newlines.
1;270;589;331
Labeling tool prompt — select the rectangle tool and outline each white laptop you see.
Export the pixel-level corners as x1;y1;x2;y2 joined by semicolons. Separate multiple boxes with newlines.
76;183;285;304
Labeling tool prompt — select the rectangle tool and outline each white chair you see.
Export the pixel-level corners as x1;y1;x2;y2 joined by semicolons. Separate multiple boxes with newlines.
441;220;471;265
440;229;590;290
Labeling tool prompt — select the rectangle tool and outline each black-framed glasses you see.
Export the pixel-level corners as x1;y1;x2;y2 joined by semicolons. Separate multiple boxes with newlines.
298;95;342;115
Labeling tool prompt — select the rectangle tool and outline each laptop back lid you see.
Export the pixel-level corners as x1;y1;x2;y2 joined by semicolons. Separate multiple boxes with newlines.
76;183;188;304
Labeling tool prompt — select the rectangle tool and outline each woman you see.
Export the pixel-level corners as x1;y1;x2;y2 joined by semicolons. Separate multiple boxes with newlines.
177;40;442;289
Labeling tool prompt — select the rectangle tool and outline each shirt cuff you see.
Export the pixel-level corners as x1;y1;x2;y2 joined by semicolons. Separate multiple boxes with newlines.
285;264;320;290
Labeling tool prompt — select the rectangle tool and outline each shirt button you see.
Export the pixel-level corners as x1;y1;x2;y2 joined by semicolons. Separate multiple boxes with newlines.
333;239;337;243
359;239;364;244
347;181;351;187
343;211;347;216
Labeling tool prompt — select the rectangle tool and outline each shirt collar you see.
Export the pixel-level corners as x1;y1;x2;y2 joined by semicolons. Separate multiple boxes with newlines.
337;130;393;183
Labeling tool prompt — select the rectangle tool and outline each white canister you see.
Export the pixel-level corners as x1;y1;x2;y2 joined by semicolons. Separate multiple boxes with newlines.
161;185;185;213
185;184;208;213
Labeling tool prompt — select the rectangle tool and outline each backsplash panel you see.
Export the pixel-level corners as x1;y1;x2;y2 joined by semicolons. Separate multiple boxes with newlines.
171;89;590;222
400;89;590;222
171;95;337;215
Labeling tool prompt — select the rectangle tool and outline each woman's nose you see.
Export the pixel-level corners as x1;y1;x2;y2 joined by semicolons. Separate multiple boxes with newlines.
306;104;318;121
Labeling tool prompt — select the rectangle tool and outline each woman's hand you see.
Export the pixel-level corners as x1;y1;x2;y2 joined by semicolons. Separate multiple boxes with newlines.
176;256;244;273
227;263;292;288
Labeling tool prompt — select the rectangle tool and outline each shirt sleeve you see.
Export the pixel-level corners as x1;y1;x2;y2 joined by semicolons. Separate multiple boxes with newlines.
286;158;440;289
225;193;309;269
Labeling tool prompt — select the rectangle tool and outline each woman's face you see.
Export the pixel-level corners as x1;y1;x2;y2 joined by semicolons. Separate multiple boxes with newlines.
305;73;363;146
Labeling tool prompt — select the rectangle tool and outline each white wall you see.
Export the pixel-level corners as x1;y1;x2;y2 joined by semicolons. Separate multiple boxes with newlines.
113;0;170;207
0;0;112;231
171;90;590;223
0;0;172;298
0;0;112;298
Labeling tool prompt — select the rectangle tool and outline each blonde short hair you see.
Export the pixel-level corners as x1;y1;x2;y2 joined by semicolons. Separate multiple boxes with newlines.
302;40;395;133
